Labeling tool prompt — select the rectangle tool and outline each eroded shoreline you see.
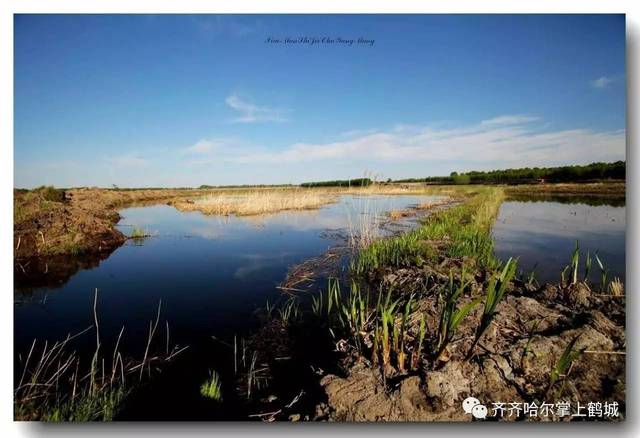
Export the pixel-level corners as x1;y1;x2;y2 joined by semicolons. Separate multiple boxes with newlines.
237;187;626;422
13;184;627;421
12;185;457;288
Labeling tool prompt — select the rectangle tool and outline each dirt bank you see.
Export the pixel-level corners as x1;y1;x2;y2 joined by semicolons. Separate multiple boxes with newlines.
250;187;626;422
12;185;458;288
13;187;211;287
318;263;625;421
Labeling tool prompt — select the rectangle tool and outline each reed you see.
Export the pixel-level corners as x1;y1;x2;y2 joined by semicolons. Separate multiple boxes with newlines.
311;292;324;317
264;300;275;320
570;241;580;285
174;189;336;216
396;295;414;373
584;251;592;282
129;227;149;239
435;270;479;361
520;319;542;370
526;263;539;288
326;277;341;317
277;298;300;326
410;316;427;370
346;196;384;249
246;351;269;400
200;370;222;401
559;243;624;294
467;258;518;359
341;282;370;352
351;187;505;276
379;292;399;370
548;335;583;394
609;277;624;296
14;290;187;421
595;253;609;292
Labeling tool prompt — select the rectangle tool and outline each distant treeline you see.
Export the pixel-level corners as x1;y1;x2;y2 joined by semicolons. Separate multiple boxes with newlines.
198;184;295;189
300;178;373;188
394;161;626;185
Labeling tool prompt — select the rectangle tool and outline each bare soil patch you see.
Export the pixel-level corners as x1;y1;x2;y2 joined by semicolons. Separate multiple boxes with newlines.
318;263;625;422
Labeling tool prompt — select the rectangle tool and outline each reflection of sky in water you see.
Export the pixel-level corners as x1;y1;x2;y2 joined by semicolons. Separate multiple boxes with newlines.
116;195;445;239
493;201;625;284
15;195;443;359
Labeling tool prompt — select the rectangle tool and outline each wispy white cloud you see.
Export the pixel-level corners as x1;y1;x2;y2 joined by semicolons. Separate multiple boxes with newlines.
480;114;539;126
216;115;625;168
105;154;150;168
179;137;255;166
591;76;614;89
339;128;380;138
182;139;221;155
225;94;289;123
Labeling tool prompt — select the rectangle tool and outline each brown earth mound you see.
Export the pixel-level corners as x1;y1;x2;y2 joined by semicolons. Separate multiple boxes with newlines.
318;266;625;422
14;187;210;288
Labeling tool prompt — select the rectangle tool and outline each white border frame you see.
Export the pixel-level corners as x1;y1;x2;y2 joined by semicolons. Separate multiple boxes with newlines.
2;2;637;437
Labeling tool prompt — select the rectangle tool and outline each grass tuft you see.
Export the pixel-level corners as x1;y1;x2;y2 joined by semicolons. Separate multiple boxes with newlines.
467;257;518;359
436;269;479;360
130;227;149;239
548;335;583;394
200;370;223;401
36;185;67;203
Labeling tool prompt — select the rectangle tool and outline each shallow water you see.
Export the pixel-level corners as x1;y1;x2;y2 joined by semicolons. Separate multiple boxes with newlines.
14;193;626;419
14;195;441;365
492;197;625;285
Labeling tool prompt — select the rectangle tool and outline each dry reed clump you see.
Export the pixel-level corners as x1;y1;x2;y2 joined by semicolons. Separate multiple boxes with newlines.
174;190;337;216
388;209;412;220
417;197;454;210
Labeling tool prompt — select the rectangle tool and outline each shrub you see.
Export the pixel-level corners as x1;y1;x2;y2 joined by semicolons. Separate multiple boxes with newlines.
36;185;66;203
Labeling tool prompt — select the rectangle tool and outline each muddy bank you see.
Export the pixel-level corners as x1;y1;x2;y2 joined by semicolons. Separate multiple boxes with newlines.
317;262;625;422
242;187;625;422
13;187;212;288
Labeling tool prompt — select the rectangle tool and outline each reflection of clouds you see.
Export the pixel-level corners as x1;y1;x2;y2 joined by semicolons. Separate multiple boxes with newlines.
117;206;164;227
237;195;447;232
233;252;293;280
261;209;346;231
117;195;449;240
118;205;234;240
186;225;225;240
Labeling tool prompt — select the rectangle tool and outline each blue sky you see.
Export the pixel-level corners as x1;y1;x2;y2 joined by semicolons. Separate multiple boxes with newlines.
14;14;626;188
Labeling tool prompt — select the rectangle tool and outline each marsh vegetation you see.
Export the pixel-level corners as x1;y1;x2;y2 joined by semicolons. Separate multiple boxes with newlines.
14;181;625;421
14;291;187;421
173;189;338;216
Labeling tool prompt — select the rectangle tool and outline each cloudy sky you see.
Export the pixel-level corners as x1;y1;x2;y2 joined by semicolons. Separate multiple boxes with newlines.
14;14;625;188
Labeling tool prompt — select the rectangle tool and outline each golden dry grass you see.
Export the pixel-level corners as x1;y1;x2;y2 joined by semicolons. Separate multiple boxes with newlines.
170;184;461;217
173;189;337;216
609;277;624;296
388;209;411;220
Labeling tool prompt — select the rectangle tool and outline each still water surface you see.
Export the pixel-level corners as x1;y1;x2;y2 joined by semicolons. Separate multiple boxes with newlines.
14;195;441;358
493;198;625;285
13;193;625;419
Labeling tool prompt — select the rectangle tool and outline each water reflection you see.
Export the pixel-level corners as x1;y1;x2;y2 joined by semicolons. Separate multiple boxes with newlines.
507;193;626;207
14;195;443;358
493;199;625;284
